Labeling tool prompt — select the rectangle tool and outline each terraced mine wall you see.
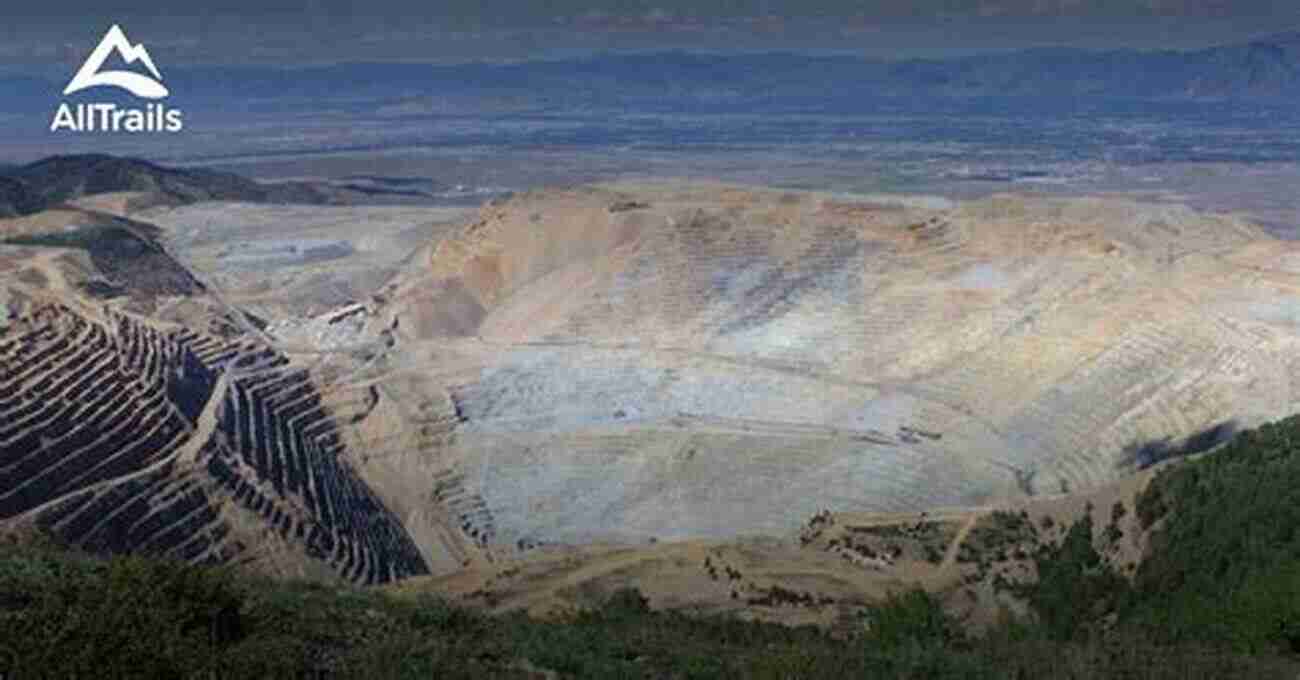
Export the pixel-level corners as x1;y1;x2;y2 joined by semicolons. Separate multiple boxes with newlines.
11;184;1297;576
0;305;210;519
374;184;1300;551
0;302;427;584
203;351;428;583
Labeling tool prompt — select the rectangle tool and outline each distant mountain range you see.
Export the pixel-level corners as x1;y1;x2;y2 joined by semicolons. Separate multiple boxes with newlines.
0;155;346;217
4;32;1299;114
149;31;1300;104
882;32;1300;99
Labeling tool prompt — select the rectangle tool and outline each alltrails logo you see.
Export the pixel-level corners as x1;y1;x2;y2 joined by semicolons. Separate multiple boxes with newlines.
50;25;184;133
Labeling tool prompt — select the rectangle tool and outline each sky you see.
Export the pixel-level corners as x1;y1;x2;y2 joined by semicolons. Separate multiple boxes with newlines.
4;0;1300;67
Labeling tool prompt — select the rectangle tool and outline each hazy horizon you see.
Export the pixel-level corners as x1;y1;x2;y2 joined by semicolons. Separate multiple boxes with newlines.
3;1;1300;68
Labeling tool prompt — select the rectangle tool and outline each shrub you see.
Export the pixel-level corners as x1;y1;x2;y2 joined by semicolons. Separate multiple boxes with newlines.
0;552;243;679
1022;512;1127;642
862;587;960;652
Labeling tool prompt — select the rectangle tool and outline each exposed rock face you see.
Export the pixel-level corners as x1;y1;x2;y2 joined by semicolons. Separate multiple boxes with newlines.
0;218;428;584
7;178;1300;585
369;182;1300;557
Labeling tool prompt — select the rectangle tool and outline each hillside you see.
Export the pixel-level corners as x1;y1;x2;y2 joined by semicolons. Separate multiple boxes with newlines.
0;155;353;218
0;206;430;585
8;414;1300;677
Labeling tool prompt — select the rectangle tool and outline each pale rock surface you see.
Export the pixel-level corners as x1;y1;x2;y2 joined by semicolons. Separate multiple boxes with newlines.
349;181;1300;565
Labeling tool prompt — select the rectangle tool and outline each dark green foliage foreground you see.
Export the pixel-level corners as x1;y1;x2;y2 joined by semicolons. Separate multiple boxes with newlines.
9;417;1300;677
1124;414;1300;656
0;543;1289;678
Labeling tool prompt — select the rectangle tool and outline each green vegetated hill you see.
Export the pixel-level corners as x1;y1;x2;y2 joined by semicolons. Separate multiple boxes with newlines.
1124;416;1300;654
8;415;1300;678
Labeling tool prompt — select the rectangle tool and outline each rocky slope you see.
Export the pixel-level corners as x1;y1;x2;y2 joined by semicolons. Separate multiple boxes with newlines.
0;209;427;584
6;175;1300;603
364;181;1300;566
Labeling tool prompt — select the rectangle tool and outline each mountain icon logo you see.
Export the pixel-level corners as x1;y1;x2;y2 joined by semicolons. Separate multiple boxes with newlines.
63;25;169;99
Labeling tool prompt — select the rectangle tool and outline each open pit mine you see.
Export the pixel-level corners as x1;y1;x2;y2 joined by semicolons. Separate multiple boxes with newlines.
3;177;1300;593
